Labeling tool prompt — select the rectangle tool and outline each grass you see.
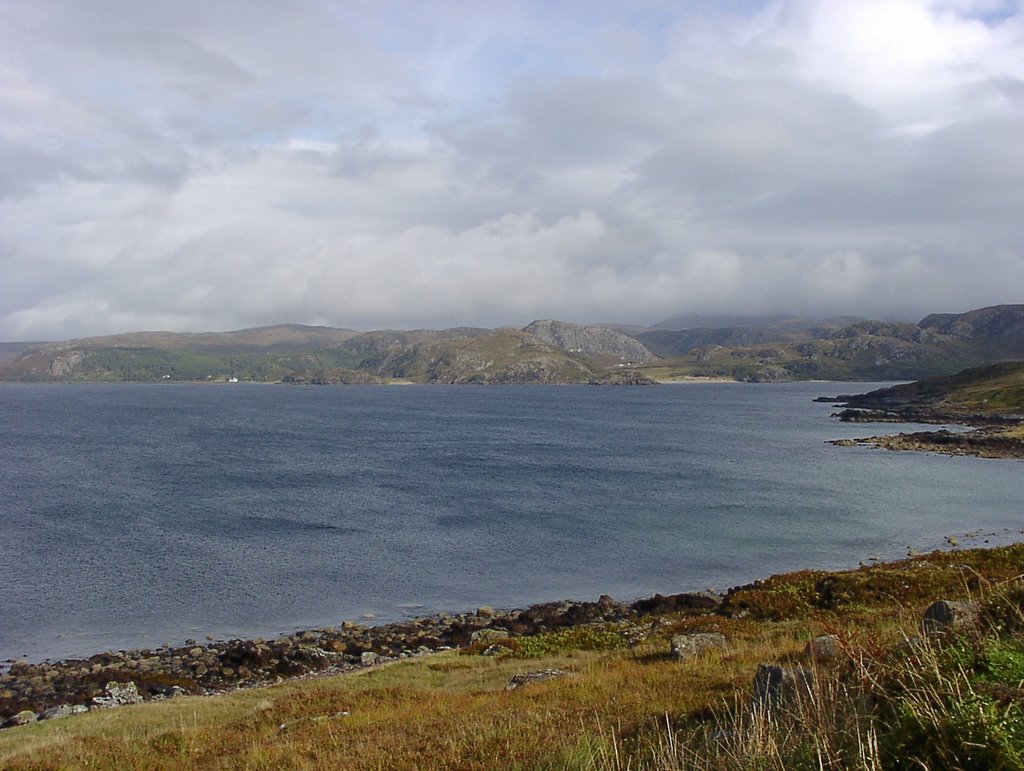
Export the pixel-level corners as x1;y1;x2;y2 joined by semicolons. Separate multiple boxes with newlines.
3;545;1024;769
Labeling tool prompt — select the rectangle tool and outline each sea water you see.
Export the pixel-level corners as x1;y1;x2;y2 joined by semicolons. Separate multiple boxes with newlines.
0;382;1020;662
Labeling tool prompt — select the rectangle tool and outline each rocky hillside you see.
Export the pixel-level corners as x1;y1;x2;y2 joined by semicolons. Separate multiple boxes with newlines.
636;325;802;358
1;304;1021;384
521;320;654;364
918;304;1024;357
638;305;1024;382
368;329;603;384
833;360;1024;417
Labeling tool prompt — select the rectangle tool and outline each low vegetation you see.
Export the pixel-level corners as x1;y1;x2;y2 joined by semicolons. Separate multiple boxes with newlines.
4;544;1024;769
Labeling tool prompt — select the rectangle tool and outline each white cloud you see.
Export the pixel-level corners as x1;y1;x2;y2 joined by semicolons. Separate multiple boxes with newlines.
0;0;1021;339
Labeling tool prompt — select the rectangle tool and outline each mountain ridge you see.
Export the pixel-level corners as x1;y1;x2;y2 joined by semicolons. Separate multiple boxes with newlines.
1;304;1020;384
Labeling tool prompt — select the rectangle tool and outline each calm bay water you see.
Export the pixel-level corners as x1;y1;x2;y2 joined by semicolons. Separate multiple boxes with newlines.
0;382;1020;662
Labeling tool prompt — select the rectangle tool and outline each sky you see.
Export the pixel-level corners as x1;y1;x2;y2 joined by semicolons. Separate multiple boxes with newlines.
1;0;1022;340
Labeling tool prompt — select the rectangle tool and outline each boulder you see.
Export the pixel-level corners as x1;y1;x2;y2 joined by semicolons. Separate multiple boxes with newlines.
631;592;720;615
923;600;979;636
39;704;88;721
804;634;842;661
92;681;143;708
753;664;815;707
2;710;37;727
505;669;568;692
360;652;379;666
671;633;728;661
470;628;509;644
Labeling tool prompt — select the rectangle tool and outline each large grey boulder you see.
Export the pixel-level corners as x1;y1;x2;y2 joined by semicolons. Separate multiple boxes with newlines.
671;633;728;662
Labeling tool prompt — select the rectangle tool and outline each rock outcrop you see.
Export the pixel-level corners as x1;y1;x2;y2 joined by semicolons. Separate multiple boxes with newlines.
522;320;656;364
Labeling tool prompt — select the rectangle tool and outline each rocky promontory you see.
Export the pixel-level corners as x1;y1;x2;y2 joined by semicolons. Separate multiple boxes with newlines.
825;361;1024;459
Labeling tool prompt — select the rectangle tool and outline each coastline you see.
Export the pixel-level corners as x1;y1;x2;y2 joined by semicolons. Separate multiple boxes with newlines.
832;427;1024;459
5;527;1023;726
825;382;1024;459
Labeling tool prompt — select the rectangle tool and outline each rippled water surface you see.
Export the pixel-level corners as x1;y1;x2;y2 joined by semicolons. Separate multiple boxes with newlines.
1;382;1020;661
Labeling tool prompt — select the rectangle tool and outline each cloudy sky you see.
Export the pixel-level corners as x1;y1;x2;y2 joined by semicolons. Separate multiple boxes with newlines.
1;0;1022;339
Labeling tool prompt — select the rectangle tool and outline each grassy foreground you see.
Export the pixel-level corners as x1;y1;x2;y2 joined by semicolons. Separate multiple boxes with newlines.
4;545;1024;769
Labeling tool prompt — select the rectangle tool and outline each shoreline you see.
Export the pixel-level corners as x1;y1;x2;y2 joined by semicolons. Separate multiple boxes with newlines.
825;393;1024;460
4;528;1023;725
832;428;1024;459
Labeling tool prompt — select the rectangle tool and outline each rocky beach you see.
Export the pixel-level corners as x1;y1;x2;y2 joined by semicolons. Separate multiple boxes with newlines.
0;591;720;727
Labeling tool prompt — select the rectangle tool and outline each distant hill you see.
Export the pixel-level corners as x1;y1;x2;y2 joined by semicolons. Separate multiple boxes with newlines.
632;316;864;359
918;305;1024;357
0;324;364;382
836;360;1024;416
635;326;798;359
0;342;39;365
363;328;603;384
0;305;1020;384
635;305;1024;382
18;324;361;356
334;328;492;372
648;312;864;331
